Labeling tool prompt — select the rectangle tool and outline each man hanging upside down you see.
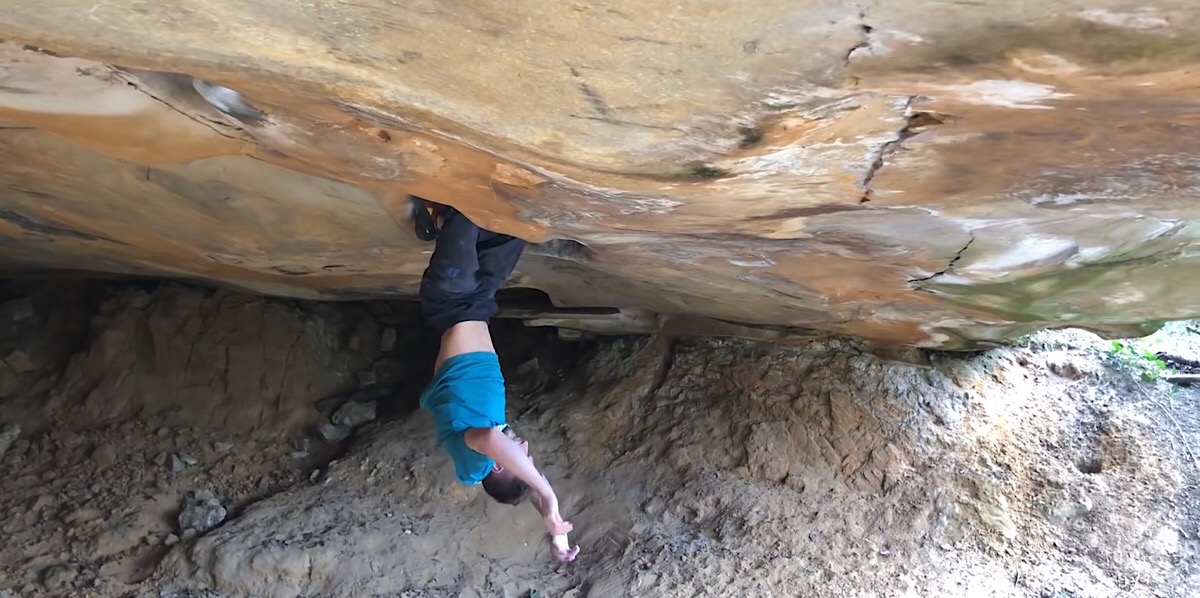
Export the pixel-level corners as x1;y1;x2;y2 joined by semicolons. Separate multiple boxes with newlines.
415;201;580;563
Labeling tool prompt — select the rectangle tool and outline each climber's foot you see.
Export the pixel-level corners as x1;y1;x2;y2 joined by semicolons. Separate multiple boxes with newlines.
411;195;438;241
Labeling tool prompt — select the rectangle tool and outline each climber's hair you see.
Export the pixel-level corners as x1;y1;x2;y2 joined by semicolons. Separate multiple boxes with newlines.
481;471;530;506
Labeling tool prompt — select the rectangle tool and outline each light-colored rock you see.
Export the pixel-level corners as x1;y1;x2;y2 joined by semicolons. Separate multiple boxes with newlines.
178;490;227;534
332;401;376;428
317;421;351;443
0;423;19;461
1;4;1199;348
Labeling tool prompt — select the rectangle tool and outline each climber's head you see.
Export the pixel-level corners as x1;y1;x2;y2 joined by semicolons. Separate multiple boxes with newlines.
481;426;531;506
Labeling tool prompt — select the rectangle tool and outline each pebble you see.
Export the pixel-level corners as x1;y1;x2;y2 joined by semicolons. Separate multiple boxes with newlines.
332;400;377;428
164;533;180;546
169;454;187;473
213;442;234;453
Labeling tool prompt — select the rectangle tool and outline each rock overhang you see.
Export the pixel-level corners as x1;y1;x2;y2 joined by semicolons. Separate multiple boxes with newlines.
0;1;1198;348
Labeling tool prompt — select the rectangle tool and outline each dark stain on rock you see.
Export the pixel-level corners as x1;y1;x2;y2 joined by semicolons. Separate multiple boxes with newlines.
858;21;1200;76
688;163;728;179
20;44;59;57
618;36;672;46
271;265;314;276
567;66;610;117
738;126;764;149
0;206;116;243
577;82;609;116
529;238;590;261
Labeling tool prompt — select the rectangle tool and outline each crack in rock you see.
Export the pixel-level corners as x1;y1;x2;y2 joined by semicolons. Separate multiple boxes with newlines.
858;96;914;204
909;235;976;283
859;107;951;204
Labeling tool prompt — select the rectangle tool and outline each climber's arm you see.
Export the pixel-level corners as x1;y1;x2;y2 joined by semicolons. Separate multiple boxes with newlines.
465;428;560;512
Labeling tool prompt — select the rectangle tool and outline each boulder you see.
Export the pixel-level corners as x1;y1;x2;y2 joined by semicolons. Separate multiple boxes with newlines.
0;3;1198;348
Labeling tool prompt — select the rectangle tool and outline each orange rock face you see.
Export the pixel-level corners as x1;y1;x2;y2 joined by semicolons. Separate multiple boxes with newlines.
1;2;1198;347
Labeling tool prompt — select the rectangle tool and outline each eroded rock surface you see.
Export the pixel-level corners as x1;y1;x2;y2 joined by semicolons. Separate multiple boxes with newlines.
1;2;1200;347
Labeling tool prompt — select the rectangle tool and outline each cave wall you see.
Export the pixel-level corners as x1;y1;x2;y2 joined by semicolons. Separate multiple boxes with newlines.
0;282;421;437
1;2;1199;348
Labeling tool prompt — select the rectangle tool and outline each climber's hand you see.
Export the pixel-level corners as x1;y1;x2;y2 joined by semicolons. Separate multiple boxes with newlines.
551;533;581;563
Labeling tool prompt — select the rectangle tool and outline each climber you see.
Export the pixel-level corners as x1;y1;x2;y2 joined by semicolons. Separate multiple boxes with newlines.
414;198;581;563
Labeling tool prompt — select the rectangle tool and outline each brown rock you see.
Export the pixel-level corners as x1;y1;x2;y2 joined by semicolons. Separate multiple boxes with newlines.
0;6;1199;348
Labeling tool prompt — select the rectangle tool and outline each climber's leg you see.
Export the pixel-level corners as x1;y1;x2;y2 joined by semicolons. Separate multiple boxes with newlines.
418;207;490;331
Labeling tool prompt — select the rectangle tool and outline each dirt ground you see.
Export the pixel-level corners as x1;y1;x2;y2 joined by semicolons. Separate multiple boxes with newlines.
1;282;1198;597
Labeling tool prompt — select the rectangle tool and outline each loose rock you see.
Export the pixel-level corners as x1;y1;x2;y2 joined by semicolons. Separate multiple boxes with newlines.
0;423;20;460
318;420;351;443
332;400;376;428
178;490;227;534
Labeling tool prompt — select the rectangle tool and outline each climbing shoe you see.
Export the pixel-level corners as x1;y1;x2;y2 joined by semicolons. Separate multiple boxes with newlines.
410;195;439;241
